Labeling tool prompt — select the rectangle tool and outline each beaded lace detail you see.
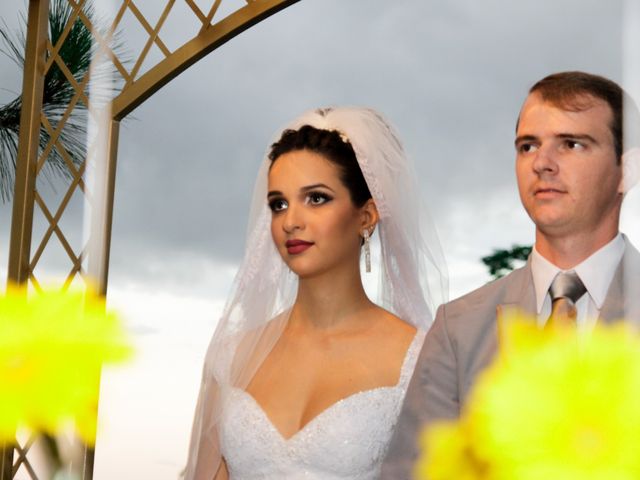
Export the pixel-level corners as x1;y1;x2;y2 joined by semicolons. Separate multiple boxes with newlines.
219;330;426;480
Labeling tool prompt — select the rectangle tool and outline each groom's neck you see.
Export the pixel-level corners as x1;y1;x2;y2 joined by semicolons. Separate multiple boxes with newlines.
534;227;619;269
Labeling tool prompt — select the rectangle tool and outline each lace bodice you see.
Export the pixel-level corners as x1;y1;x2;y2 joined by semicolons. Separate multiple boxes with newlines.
218;330;426;480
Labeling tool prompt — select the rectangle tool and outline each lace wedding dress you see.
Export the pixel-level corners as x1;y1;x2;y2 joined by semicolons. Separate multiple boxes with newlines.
184;108;447;480
218;330;426;480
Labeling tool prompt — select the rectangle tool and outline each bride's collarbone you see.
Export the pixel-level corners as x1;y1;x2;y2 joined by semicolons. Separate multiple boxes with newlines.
244;322;416;438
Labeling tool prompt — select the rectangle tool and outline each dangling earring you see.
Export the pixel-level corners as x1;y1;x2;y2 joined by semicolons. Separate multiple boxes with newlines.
362;229;371;273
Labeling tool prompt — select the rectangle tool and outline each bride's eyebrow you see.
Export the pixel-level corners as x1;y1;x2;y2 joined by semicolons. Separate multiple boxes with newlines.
267;184;336;198
301;183;335;193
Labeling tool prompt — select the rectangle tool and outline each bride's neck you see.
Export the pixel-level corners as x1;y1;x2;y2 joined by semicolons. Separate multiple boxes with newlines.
290;268;372;331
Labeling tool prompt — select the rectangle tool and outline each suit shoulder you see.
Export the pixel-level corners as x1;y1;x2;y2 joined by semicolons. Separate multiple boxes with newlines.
437;266;529;320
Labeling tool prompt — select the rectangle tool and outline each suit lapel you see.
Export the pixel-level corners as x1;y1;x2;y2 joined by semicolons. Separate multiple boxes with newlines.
601;238;640;326
494;259;538;350
599;259;624;324
498;257;537;317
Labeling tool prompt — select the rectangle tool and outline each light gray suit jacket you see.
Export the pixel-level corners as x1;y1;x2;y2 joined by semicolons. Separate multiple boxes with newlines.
380;238;640;479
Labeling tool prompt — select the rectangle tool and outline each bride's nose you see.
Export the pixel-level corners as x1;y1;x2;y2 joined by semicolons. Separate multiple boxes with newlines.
283;203;304;233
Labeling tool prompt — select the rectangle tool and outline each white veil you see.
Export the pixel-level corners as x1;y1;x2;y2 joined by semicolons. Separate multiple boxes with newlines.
184;107;448;479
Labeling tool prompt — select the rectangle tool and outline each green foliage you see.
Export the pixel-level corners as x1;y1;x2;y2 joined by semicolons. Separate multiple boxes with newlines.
0;0;124;203
482;244;532;280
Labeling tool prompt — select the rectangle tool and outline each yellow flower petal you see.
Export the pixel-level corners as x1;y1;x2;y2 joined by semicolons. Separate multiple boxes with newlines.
418;311;640;480
0;284;132;444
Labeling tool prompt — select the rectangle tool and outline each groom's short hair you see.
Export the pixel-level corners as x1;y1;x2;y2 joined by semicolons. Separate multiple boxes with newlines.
528;71;640;162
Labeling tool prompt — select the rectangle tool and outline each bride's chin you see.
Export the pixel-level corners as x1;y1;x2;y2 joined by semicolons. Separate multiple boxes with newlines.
285;260;327;280
287;265;317;279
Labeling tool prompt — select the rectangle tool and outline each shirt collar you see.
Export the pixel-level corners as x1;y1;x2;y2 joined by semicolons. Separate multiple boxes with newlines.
531;248;560;314
530;233;625;313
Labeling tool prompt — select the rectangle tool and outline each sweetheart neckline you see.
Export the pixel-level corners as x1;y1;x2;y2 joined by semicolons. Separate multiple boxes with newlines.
229;384;403;442
226;329;425;442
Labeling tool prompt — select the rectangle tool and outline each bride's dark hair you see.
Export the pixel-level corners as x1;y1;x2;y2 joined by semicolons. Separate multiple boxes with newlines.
268;125;372;207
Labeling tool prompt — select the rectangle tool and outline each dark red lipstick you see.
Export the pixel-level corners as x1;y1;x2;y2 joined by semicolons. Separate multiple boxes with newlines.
285;239;314;254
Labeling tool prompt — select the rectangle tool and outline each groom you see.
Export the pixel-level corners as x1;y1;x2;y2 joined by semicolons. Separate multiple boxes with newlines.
381;71;640;478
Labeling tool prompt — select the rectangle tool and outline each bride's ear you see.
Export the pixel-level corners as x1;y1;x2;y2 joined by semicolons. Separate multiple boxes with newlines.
360;199;379;233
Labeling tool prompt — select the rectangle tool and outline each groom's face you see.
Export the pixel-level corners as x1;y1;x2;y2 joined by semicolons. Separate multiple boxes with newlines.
515;92;623;240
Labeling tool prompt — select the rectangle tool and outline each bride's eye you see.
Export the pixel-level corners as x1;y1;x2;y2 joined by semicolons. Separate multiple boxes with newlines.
306;192;332;206
268;198;288;212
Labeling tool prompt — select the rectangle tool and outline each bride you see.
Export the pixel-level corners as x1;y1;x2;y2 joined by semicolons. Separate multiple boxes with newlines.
184;107;447;479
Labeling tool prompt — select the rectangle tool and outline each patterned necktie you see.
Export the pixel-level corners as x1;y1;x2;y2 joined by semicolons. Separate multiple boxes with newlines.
547;271;587;328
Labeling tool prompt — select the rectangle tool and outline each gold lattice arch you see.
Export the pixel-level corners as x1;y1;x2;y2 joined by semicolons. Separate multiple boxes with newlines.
2;0;299;478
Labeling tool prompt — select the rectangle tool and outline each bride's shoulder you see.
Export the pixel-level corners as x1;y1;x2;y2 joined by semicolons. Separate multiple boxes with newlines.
368;306;417;346
363;307;420;383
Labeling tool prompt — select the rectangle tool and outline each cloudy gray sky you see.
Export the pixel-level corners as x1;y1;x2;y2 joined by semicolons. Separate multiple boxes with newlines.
1;1;639;478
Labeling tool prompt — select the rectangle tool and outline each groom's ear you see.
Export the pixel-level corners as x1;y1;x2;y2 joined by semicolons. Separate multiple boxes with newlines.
360;199;379;232
619;148;640;195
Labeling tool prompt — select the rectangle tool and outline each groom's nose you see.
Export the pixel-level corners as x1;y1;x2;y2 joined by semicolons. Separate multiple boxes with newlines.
532;145;558;175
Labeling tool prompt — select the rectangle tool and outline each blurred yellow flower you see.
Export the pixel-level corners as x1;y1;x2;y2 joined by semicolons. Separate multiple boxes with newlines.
419;311;640;480
0;283;132;444
416;420;486;480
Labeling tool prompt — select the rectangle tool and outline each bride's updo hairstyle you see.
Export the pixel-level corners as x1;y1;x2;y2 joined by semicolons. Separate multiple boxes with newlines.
268;125;372;208
184;107;448;480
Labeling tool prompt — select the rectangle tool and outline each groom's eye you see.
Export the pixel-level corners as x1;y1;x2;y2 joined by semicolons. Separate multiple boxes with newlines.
564;140;585;151
517;143;537;153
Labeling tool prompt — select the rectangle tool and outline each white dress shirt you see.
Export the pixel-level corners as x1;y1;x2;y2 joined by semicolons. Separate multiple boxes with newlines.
531;233;625;329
